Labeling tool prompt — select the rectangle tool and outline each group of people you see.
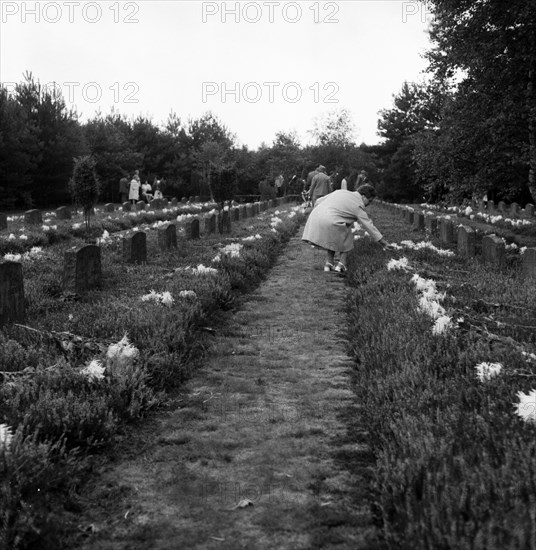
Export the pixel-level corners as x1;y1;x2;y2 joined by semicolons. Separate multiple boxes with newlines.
119;171;164;205
301;166;392;274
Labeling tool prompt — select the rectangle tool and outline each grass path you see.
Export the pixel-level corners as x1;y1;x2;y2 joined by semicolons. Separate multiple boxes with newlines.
71;233;379;550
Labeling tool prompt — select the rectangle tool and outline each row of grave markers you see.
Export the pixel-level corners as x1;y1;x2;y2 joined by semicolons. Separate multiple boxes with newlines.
0;196;209;231
472;198;535;218
0;197;289;327
379;202;536;279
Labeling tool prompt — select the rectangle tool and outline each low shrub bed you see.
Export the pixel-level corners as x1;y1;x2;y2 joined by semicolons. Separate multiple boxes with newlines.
0;205;304;549
346;206;536;549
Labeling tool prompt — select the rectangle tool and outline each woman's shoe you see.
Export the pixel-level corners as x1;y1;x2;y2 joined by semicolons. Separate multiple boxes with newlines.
334;262;347;273
324;262;334;272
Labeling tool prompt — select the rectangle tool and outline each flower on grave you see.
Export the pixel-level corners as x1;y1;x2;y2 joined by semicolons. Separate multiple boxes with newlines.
194;264;218;275
80;359;105;381
475;362;503;382
432;315;452;335
19;234;28;240
72;223;82;230
107;334;139;373
8;233;16;240
387;257;410;271
464;206;473;216
4;253;22;262
520;247;527;255
242;234;262;241
179;290;197;299
0;424;14;455
141;289;174;307
514;389;536;424
419;296;446;319
219;243;243;258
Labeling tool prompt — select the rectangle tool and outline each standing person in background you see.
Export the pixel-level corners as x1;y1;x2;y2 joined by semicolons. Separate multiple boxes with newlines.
309;165;332;206
274;173;285;197
119;176;129;203
129;172;140;205
356;170;368;188
305;166;319;195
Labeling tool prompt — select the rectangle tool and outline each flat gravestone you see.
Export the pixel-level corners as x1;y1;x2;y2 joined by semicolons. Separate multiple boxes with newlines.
24;209;42;225
523;248;536;279
122;201;132;212
151;198;166;210
0;213;7;231
123;231;147;264
158;224;177;250
413;212;425;231
136;201;146;211
63;245;102;293
56;206;71;220
439;219;455;244
186;218;200;239
104;203;115;212
0;261;25;326
525;204;535;217
204;214;216;234
457;225;476;257
482;235;505;268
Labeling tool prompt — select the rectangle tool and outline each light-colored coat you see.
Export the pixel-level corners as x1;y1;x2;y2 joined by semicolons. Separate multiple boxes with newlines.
301;190;383;252
309;172;332;205
129;179;140;201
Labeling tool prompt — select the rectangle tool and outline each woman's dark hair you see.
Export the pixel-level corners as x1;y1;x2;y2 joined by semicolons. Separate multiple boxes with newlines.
357;184;377;199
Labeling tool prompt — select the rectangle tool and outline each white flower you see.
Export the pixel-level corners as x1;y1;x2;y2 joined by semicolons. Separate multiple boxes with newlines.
160;291;174;307
42;225;50;231
72;223;82;230
475;362;503;382
107;334;139;371
464;206;473;216
141;290;160;303
387;257;410;271
19;234;28;241
419;296;446;319
179;290;197;299
219;243;243;258
8;233;16;240
514;389;536;423
80;359;105;381
4;253;22;262
520;247;527;255
212;254;222;263
194;264;218;275
432;315;452;335
0;424;14;455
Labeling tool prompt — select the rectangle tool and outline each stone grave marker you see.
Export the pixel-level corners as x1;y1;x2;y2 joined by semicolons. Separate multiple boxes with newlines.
522;248;536;279
56;206;72;220
457;225;476;257
222;210;231;233
0;213;7;231
413;212;425;231
122;201;132;212
510;202;519;216
204;214;216;234
171;198;178;206
104;203;115;212
233;207;240;222
525;204;534;217
123;231;147;264
151;198;166;210
245;205;254;218
0;261;25;326
158;224;177;250
63;245;102;293
24;209;42;225
498;201;506;212
186;218;200;239
439;218;455;244
482;235;505;268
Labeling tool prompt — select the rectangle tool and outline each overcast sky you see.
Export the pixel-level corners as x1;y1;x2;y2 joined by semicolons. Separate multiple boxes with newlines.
0;0;433;149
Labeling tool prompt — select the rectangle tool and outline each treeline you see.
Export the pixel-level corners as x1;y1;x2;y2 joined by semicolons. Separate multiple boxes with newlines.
0;73;381;210
376;0;536;206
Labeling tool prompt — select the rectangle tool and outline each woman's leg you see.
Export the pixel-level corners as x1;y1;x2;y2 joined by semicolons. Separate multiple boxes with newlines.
327;250;335;264
339;251;348;266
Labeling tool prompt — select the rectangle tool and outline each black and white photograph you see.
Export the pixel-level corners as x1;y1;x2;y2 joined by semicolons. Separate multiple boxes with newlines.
1;1;536;548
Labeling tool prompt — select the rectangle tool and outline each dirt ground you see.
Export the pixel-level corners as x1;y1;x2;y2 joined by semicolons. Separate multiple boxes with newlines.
67;234;381;550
